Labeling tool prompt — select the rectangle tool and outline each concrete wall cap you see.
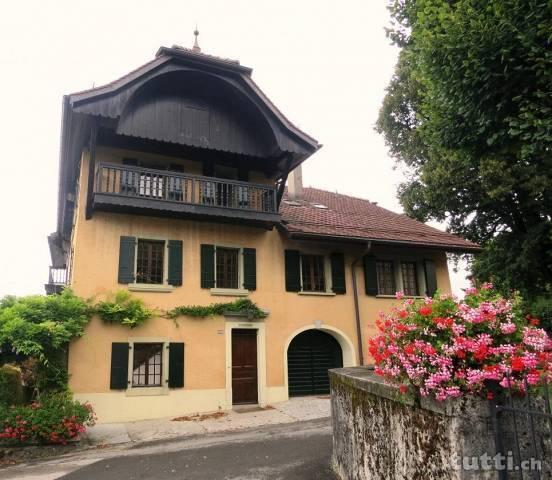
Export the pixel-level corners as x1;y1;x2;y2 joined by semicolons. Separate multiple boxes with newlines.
330;366;492;418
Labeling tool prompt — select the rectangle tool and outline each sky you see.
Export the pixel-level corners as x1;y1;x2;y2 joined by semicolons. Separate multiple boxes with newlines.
0;0;470;297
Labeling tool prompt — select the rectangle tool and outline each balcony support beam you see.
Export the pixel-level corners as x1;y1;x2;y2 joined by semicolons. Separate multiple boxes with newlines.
85;122;98;220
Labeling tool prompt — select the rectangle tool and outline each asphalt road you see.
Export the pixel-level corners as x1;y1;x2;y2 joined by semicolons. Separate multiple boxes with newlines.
58;419;336;480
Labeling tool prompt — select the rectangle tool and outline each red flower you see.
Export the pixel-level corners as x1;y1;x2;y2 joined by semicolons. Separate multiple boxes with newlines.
423;345;436;356
404;343;416;355
511;356;525;372
398;310;408;318
474;345;489;361
529;318;540;326
433;317;454;328
487;392;494;400
399;385;409;394
419;306;432;316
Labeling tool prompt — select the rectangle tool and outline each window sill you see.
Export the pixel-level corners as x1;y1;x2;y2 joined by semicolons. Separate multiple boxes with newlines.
298;291;336;297
210;288;249;297
125;386;169;397
128;283;174;293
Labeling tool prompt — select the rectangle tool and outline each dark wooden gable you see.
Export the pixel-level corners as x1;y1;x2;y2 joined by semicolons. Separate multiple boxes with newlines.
115;71;275;157
69;51;318;158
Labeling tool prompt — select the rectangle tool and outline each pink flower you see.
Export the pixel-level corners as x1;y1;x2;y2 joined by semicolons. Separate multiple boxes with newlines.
395;292;405;300
500;323;517;334
368;290;552;402
523;328;548;351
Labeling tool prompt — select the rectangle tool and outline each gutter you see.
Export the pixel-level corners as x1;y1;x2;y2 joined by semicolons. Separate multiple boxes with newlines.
351;241;372;366
286;231;481;254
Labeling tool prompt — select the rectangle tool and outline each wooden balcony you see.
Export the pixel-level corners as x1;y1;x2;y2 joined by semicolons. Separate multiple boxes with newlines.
92;163;281;227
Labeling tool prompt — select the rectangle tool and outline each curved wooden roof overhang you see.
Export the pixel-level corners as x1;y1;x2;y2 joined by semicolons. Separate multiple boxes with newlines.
56;48;320;235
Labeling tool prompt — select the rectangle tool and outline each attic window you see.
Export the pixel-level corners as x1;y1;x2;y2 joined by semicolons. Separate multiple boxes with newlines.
284;200;302;207
311;203;328;209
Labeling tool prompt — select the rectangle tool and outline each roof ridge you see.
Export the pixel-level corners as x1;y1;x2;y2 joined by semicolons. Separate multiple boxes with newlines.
168;45;241;65
302;186;376;205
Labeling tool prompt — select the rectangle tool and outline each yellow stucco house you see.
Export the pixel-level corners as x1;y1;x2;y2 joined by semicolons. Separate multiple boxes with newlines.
47;42;479;423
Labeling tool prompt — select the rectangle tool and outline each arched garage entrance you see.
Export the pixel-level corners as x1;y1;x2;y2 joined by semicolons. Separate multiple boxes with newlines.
287;330;343;396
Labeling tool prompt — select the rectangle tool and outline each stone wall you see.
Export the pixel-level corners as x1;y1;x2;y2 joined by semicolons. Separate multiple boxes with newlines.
330;367;551;480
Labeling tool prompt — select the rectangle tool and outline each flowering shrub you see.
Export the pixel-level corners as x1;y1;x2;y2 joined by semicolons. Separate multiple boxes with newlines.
368;284;552;401
0;393;96;444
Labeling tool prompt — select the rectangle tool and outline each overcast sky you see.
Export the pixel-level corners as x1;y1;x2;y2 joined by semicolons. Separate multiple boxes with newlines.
0;0;470;297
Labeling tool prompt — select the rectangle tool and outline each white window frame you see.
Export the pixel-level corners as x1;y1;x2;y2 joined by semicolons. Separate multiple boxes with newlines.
375;256;428;298
126;338;170;397
375;259;396;296
297;252;335;296
128;237;173;293
210;244;249;297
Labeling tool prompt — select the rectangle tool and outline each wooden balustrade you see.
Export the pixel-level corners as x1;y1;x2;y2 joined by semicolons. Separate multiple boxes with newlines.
95;163;277;214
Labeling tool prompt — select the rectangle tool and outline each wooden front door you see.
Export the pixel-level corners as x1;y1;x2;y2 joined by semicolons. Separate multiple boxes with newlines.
232;329;258;405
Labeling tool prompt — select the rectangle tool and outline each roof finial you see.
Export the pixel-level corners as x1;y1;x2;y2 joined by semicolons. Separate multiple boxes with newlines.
192;26;201;53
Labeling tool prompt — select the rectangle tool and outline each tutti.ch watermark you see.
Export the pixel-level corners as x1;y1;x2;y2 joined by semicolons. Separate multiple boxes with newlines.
451;452;541;472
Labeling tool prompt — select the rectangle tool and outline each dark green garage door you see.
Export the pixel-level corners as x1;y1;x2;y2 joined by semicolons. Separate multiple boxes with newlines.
287;330;343;397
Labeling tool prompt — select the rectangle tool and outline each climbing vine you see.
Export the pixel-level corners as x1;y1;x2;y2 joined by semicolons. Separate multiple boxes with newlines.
167;299;267;320
94;290;155;329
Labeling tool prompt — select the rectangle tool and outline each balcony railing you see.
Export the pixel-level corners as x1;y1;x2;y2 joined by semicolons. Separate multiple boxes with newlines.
49;267;67;285
94;163;278;214
45;267;67;295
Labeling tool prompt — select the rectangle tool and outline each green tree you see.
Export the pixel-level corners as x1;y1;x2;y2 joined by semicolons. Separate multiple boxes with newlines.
0;290;91;395
376;0;552;305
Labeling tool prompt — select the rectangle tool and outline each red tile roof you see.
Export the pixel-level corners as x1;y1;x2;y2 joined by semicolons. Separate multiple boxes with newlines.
280;188;480;252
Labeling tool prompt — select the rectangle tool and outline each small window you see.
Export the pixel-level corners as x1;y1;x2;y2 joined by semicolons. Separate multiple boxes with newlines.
401;262;419;296
136;239;165;284
301;254;326;292
132;343;163;387
216;247;240;289
376;260;396;295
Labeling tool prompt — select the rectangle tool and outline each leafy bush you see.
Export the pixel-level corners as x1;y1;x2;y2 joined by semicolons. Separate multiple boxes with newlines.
0;290;92;393
94;290;154;328
167;299;267;320
529;296;552;334
0;393;95;445
0;365;24;406
368;284;551;401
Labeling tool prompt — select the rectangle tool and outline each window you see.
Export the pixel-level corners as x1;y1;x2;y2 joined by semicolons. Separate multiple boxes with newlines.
132;343;163;387
376;260;396;295
401;262;419;296
216;247;240;289
136;239;164;284
301;254;326;292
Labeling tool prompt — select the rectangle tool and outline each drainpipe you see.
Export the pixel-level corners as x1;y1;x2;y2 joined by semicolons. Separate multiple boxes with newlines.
351;241;372;366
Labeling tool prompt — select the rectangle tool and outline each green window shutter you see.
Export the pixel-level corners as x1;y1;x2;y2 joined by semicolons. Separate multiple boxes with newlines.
285;250;301;292
200;244;215;288
168;343;185;388
110;343;129;390
118;236;136;284
424;259;438;297
242;248;257;291
167;240;183;286
330;252;346;294
363;255;378;296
